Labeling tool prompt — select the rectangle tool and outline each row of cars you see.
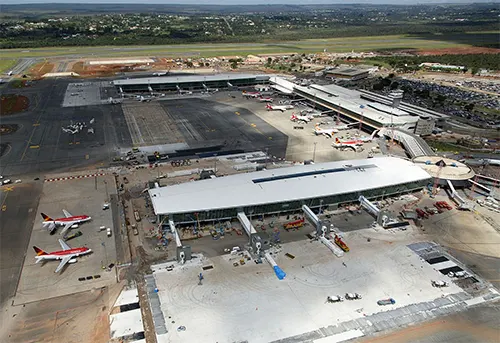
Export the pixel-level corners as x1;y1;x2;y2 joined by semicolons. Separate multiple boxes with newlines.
416;201;453;219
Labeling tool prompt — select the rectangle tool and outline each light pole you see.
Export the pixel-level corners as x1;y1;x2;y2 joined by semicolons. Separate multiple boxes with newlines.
313;142;317;162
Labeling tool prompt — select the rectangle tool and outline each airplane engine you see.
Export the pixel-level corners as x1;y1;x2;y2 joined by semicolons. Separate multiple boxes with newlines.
68;259;78;264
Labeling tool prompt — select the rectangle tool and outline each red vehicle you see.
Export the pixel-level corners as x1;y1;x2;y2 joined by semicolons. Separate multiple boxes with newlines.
439;201;453;210
433;204;444;213
283;218;305;231
415;208;429;219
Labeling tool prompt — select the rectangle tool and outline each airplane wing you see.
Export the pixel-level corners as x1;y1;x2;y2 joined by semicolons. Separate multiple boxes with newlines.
58;239;71;251
59;223;73;237
55;255;72;273
62;209;72;218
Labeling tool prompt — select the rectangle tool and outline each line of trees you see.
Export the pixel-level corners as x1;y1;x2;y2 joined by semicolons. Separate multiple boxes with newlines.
367;54;500;72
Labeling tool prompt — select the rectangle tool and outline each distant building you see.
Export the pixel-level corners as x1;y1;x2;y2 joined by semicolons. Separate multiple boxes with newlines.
414;118;436;136
325;68;370;81
419;63;465;71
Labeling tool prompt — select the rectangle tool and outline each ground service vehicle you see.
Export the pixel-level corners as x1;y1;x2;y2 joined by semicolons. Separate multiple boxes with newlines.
334;235;349;252
432;280;448;287
283;218;304;231
327;295;343;303
345;293;362;300
377;298;396;306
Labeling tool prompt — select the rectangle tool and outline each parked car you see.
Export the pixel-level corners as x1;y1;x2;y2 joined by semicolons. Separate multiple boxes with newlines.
345;293;362;300
327;295;343;303
377;298;396;306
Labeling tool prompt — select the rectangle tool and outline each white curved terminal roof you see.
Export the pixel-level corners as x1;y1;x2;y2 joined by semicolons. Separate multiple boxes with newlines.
149;156;431;215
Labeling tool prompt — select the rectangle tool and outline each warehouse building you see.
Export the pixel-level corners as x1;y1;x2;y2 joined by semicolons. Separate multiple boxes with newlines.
112;73;269;93
149;156;432;224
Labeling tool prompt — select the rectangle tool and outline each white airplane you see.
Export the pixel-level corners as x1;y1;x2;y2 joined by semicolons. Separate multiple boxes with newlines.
332;137;364;149
313;124;337;138
290;114;312;123
7;71;13;76
242;91;261;98
266;104;294;112
258;97;273;103
153;71;168;76
41;210;92;236
33;239;92;273
357;130;378;142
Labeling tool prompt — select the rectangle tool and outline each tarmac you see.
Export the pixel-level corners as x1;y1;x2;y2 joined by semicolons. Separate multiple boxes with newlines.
0;181;43;306
13;174;117;305
0;78;132;176
151;232;474;343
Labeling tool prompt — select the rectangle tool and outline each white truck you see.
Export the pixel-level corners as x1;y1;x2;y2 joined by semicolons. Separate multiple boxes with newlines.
326;295;343;303
432;280;448;288
345;292;362;300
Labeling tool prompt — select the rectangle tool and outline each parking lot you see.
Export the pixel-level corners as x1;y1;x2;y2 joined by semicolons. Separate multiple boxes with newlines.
14;174;117;305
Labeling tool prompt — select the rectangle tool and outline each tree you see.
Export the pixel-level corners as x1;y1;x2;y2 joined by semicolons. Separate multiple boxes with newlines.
267;57;272;64
231;61;238;69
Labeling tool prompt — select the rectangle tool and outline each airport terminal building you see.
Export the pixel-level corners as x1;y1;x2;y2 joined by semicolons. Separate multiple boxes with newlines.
113;73;269;93
149;157;432;224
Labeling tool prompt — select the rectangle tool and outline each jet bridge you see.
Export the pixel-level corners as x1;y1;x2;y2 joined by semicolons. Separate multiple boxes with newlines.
447;179;474;210
469;179;491;194
169;219;191;264
359;196;380;217
237;211;285;280
302;205;344;257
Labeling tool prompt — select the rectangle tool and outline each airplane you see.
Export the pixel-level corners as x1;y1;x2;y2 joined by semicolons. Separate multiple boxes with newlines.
153;71;168;76
290;113;312;123
313;124;337;138
242;91;261;98
331;122;358;131
356;130;379;143
258;96;273;103
7;70;13;76
41;210;91;236
33;239;92;273
332;137;364;149
266;104;294;112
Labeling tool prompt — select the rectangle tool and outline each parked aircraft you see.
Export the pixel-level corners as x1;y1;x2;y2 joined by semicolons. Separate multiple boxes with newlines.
266;104;294;112
332;137;364;149
33;239;92;273
7;71;13;76
313;124;337;138
41;210;91;236
242;91;261;98
258;97;273;103
153;71;168;76
290;114;312;123
332;122;358;131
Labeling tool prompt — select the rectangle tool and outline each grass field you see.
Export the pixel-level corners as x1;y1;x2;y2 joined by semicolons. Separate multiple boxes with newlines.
0;33;497;59
0;59;17;73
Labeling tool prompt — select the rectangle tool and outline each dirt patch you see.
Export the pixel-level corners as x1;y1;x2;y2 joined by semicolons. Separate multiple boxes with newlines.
29;62;54;77
70;59;177;78
0;94;29;115
0;124;19;135
417;47;500;56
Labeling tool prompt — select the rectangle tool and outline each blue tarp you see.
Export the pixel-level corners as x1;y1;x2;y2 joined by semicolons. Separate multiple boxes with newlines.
273;266;286;280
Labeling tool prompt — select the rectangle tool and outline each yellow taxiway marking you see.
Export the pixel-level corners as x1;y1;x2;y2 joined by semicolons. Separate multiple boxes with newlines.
1;205;6;212
30;145;40;149
235;111;240;115
33;123;40;126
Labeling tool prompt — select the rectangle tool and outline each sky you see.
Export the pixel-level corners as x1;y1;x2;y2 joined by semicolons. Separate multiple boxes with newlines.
1;0;498;4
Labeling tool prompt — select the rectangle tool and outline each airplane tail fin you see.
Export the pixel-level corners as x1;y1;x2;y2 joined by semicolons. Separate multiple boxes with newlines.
33;246;48;256
335;137;340;143
41;213;53;221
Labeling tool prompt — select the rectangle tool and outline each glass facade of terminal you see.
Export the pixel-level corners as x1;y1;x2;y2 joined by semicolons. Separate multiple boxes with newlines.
162;178;430;224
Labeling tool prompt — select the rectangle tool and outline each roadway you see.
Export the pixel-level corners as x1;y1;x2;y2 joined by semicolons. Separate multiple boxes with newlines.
0;182;43;306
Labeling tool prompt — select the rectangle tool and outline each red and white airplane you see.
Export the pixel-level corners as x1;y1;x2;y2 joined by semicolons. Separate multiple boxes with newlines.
242;91;261;98
266;104;294;112
290;113;312;123
258;96;273;103
41;210;91;236
332;137;364;149
34;239;92;273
